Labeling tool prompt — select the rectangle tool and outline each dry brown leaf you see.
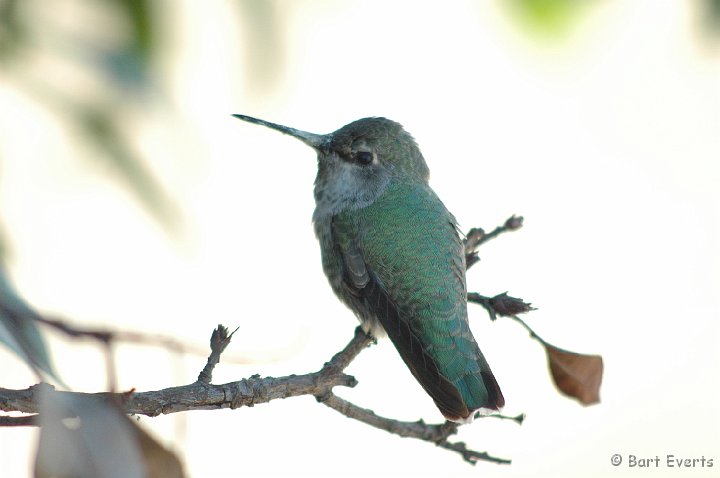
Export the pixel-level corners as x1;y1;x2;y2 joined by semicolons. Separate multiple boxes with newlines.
131;416;185;478
545;344;603;405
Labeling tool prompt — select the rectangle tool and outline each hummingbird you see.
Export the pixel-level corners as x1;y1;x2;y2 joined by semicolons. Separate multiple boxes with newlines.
233;114;504;422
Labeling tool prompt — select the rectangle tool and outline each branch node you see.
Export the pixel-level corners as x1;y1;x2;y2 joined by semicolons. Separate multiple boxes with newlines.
314;389;333;403
197;324;238;384
468;292;534;321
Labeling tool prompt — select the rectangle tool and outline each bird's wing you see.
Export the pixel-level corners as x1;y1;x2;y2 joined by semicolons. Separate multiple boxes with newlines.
332;182;503;421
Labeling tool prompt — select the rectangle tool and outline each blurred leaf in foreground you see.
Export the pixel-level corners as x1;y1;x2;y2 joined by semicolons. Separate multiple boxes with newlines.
35;387;185;478
0;267;64;386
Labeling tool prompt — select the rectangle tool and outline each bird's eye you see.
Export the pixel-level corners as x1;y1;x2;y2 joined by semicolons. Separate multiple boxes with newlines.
354;151;374;165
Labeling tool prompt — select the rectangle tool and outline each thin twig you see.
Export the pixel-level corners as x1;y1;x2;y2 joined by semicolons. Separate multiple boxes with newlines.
436;440;512;465
487;412;526;425
319;393;511;464
197;325;239;384
319;393;457;441
323;326;375;371
34;315;280;364
476;215;524;247
505;314;547;345
33;315;112;343
464;215;523;269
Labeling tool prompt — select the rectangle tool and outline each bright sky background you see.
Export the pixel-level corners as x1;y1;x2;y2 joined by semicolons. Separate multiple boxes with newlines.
1;0;719;477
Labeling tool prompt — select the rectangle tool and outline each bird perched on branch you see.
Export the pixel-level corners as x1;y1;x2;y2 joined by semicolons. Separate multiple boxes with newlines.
234;115;504;422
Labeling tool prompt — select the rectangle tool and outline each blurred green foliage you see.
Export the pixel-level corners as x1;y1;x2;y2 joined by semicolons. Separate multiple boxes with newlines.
0;0;24;62
705;0;720;34
505;0;720;39
0;0;717;264
0;0;176;247
0;0;296;261
118;0;155;62
504;0;597;38
235;0;286;95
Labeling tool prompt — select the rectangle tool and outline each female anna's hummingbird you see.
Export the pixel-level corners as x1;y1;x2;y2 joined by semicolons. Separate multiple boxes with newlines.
233;115;504;422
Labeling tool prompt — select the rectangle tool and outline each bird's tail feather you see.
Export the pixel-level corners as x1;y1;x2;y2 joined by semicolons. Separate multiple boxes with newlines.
364;278;503;422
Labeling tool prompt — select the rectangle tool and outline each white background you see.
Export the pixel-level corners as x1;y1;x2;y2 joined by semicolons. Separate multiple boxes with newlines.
1;0;718;476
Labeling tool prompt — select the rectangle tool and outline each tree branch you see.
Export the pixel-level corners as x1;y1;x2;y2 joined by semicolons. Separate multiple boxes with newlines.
0;414;38;426
1;216;529;466
0;367;357;418
318;394;511;464
0;326;511;465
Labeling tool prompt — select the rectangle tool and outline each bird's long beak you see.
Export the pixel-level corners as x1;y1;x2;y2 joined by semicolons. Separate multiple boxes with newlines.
232;114;327;150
